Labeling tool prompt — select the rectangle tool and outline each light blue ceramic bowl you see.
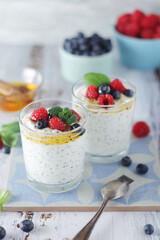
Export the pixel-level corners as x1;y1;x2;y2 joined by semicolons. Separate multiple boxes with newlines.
59;47;114;83
113;27;160;70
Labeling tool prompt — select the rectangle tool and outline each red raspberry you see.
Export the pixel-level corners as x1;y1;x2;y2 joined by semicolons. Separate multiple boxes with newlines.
97;94;114;105
117;14;132;25
86;85;99;99
141;15;159;29
31;107;48;122
49;117;67;132
109;79;126;93
153;33;160;39
0;136;3;149
132;10;145;23
140;29;153;39
71;109;81;122
116;23;126;34
125;22;140;37
155;25;160;33
132;121;150;138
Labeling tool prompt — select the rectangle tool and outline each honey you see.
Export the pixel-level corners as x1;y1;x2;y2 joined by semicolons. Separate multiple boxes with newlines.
0;82;38;111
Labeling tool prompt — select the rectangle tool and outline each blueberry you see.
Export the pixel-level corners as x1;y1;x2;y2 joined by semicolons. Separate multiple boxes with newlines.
144;224;154;235
121;156;132;167
63;39;72;50
79;43;89;51
110;90;121;100
2;146;10;154
48;113;53;120
92;44;102;52
136;164;148;174
73;50;82;55
103;39;112;52
20;219;34;233
71;123;86;136
35;119;48;129
71;123;81;131
82;51;90;56
0;226;6;239
124;89;133;97
77;32;85;39
98;84;111;95
78;37;87;45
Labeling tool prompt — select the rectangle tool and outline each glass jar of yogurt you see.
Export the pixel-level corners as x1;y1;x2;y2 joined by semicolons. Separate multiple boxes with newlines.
72;79;136;163
19;99;88;193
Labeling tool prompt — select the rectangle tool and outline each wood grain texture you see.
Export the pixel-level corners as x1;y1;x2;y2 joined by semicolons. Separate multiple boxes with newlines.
0;44;160;240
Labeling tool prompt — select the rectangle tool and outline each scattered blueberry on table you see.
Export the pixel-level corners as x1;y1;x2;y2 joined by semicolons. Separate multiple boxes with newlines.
0;226;6;240
2;146;10;154
121;156;132;167
20;220;34;233
63;32;112;56
144;224;154;235
136;164;148;174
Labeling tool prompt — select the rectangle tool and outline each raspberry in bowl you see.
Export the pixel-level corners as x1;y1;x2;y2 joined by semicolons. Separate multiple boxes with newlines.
72;73;136;163
114;10;160;69
59;32;113;83
19;99;88;193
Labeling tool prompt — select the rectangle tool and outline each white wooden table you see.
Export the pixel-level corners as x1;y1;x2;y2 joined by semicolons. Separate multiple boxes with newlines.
0;45;160;240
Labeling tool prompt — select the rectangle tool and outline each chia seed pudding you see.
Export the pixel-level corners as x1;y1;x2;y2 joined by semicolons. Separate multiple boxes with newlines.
72;74;136;163
19;99;88;193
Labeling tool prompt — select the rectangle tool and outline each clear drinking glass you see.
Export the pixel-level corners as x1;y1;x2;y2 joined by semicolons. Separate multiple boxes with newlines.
19;99;88;193
72;79;136;163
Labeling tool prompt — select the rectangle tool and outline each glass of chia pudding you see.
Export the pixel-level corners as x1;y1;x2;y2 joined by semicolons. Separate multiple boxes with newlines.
72;73;136;163
19;99;88;193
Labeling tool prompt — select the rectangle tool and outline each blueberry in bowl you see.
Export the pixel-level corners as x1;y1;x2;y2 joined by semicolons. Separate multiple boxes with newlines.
60;32;114;83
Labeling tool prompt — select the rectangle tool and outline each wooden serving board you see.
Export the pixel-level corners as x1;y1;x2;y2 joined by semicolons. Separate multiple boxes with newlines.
2;131;160;212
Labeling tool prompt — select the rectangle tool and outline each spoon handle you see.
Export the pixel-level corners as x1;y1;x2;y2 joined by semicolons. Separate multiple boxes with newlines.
72;197;109;240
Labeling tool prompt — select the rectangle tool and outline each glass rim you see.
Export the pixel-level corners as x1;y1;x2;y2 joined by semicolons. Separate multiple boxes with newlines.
72;78;136;109
19;98;88;137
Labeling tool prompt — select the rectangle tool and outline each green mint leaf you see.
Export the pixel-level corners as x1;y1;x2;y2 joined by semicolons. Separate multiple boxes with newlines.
84;72;110;87
49;106;63;117
58;112;67;123
62;107;72;118
1;132;18;147
1;122;20;133
67;114;77;124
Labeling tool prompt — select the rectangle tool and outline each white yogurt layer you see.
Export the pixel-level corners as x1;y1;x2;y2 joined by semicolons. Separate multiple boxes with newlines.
73;85;135;157
21;114;86;185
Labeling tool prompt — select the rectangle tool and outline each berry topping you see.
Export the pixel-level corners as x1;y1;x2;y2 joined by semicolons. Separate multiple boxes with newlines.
71;109;81;122
2;146;10;154
121;156;132;166
31;107;48;122
0;226;6;239
35;119;48;129
97;94;114;105
110;90;121;100
116;10;160;39
109;79;126;93
124;89;134;97
63;32;112;56
133;121;150;138
144;224;154;235
71;123;86;136
49;117;67;132
0;136;3;149
125;22;140;37
48;113;53;120
132;10;145;23
20;220;34;233
140;29;153;39
71;123;81;130
98;83;111;95
136;163;148;174
86;85;99;99
117;13;131;25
